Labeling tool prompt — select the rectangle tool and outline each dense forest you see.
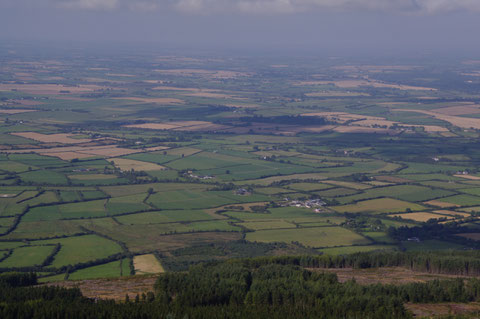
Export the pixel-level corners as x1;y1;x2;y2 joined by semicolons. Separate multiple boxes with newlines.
3;251;480;318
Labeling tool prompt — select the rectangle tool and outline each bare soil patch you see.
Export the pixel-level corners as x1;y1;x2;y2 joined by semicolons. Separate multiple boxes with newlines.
45;275;157;301
406;302;480;318
315;267;471;285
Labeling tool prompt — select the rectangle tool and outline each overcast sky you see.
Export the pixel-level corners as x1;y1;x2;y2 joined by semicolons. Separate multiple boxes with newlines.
1;0;479;55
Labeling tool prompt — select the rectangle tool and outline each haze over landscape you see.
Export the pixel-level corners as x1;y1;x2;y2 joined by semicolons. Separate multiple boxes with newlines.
2;0;480;53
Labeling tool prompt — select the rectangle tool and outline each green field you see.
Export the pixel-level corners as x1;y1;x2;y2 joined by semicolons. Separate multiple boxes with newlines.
246;226;371;248
0;245;54;268
35;235;123;267
318;245;396;255
333;198;425;214
68;259;128;280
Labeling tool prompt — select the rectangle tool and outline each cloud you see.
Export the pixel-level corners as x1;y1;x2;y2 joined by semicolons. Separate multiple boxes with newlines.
56;0;119;9
173;0;480;15
52;0;480;14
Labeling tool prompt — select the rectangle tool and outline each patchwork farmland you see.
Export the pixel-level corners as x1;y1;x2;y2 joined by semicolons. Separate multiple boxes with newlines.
2;49;480;288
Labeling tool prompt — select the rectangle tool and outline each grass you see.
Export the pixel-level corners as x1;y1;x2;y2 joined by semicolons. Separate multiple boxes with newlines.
106;194;150;215
234;173;327;186
68;259;123;280
23;199;107;221
116;209;216;225
246;226;371;248
224;206;319;222
19;170;68;184
335;185;454;204
285;182;333;192
318;245;396;255
38;273;67;283
362;231;397;243
59;191;82;202
236;220;297;231
401;239;465;251
81;190;107;200
0;241;26;250
0;161;32;173
314;188;360;198
434;194;480;206
5;220;83;239
0;245;54;268
147;190;241;210
333;198;425;214
101;183;207;197
35;234;123;267
322;180;371;190
140;220;241;234
69;174;119;180
459;188;480;196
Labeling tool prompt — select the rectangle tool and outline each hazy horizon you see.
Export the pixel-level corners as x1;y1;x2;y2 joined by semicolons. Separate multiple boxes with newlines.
1;0;480;56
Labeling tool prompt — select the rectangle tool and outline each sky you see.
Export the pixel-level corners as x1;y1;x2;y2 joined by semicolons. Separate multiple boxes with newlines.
1;0;480;55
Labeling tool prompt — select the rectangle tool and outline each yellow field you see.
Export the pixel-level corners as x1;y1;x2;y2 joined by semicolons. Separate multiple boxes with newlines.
111;158;165;171
431;104;480;116
0;109;36;114
295;79;435;91
133;254;164;274
396;109;480;130
453;174;480;180
389;212;453;222
114;97;184;104
433;210;471;218
11;132;91;144
424;200;460;208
